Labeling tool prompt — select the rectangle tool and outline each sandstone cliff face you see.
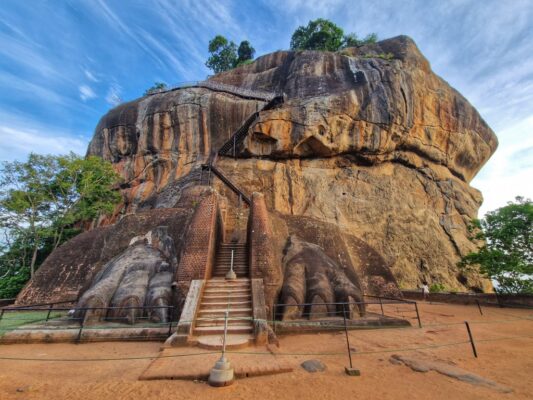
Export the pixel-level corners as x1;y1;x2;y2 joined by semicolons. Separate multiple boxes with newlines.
67;36;496;296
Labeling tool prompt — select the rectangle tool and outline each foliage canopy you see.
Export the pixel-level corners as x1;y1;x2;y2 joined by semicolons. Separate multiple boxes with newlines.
0;153;121;298
459;197;533;294
206;35;255;73
290;19;378;51
144;82;168;95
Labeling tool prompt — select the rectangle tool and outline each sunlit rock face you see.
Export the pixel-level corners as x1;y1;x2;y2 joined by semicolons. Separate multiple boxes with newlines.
81;36;497;292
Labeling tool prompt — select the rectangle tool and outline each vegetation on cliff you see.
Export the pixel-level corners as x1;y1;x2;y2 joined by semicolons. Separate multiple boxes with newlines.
290;18;377;51
205;18;376;74
0;153;121;298
460;197;533;294
206;35;255;73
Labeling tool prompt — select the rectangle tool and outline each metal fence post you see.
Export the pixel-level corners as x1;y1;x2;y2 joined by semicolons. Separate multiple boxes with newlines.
414;302;422;328
379;297;384;315
476;299;483;316
0;309;4;321
167;307;173;336
45;303;54;322
76;311;85;344
272;305;277;334
464;321;478;358
343;303;353;368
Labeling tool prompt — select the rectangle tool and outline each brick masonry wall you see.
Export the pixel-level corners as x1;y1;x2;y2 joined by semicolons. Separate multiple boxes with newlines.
175;192;220;308
248;192;282;314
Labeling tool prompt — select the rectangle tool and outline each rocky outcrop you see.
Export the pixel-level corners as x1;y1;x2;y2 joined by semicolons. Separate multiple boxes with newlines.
16;207;193;305
75;227;177;325
19;35;497;308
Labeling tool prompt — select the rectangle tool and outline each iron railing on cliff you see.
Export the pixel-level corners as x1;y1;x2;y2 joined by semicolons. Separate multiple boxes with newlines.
145;80;280;102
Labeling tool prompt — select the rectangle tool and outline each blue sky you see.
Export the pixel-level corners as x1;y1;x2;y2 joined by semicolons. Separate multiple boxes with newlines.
0;0;532;215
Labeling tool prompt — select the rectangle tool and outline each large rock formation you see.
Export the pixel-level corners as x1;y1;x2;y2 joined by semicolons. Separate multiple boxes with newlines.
18;35;497;309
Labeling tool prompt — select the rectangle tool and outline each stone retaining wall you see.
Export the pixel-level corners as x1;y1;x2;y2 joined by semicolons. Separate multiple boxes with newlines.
402;290;533;308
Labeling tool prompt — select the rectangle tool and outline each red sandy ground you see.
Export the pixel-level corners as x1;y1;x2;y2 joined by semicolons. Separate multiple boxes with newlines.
0;302;531;400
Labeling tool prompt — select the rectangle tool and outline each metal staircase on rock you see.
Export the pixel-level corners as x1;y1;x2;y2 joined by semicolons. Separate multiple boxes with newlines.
190;83;282;349
192;243;254;349
218;95;284;157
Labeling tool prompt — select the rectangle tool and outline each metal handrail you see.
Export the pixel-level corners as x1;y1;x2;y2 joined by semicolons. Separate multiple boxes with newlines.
272;298;422;328
3;298;78;310
145;80;280;101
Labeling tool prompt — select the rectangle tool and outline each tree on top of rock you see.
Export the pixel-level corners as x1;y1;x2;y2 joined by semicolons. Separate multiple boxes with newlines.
206;35;238;74
206;36;255;73
290;18;378;51
237;40;255;66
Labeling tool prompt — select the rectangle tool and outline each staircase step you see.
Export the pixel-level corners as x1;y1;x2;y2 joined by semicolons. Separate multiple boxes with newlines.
197;308;252;317
195;317;253;327
203;289;250;295
204;283;250;288
200;301;251;308
202;295;251;303
194;325;253;335
205;283;250;289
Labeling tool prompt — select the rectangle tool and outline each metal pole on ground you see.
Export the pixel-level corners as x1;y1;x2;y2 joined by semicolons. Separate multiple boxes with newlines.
464;321;478;358
76;312;85;344
414;302;422;328
45;303;53;322
476;300;483;316
208;311;235;387
167;307;173;336
343;303;360;376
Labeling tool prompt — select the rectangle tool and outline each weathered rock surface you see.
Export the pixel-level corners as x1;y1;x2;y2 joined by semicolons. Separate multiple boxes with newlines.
390;354;513;393
84;35;496;292
75;226;177;325
18;35;497;306
16;208;193;305
301;359;327;373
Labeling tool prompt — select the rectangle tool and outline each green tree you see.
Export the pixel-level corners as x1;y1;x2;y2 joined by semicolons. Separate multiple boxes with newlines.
237;40;255;65
144;82;167;95
290;18;344;51
342;32;378;47
290;19;378;51
0;153;121;282
459;197;533;294
206;35;238;73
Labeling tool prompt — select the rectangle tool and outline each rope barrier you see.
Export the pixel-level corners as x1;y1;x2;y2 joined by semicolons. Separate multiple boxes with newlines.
1;333;532;363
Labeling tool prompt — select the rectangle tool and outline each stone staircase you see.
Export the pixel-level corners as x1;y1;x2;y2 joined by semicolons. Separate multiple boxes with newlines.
213;243;249;278
192;243;254;348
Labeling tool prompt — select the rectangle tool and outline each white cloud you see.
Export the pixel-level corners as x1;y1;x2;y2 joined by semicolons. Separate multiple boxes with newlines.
0;116;88;162
105;83;122;106
83;69;99;82
471;115;533;216
79;84;96;101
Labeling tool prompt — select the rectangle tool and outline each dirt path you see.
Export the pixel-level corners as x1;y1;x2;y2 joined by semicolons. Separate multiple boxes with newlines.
0;302;531;400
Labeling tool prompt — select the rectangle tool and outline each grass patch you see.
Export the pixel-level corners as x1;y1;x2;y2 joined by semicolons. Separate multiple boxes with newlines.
362;52;395;60
0;311;65;336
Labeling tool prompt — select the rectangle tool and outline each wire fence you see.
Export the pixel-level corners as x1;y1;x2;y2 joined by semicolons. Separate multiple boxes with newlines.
0;303;178;343
1;296;531;347
0;314;531;363
271;296;421;333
